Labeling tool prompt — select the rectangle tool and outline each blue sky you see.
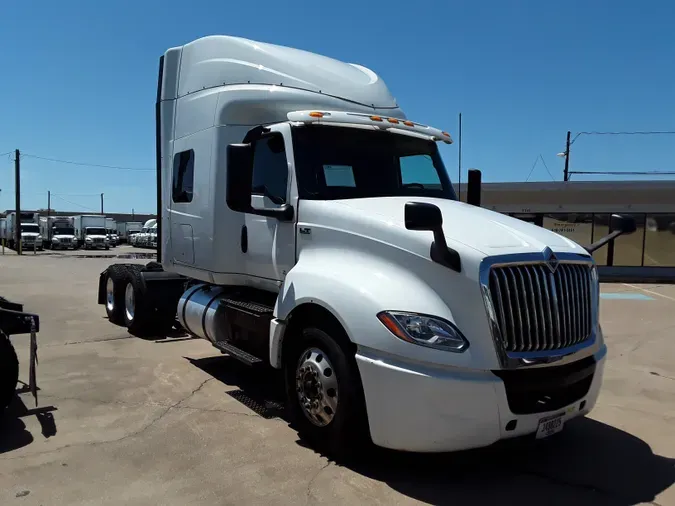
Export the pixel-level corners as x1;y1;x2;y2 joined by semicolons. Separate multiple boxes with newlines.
1;0;674;213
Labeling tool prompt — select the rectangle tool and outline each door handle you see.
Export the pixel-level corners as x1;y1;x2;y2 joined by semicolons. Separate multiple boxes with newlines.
240;225;248;253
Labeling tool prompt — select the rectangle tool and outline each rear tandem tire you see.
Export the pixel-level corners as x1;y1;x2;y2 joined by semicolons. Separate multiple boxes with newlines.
121;267;175;338
0;333;19;413
104;264;127;325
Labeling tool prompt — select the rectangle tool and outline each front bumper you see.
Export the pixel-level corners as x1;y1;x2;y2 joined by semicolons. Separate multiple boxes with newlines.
356;344;606;453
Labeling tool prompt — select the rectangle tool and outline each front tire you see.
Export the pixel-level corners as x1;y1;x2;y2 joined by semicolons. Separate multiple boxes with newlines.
284;325;369;457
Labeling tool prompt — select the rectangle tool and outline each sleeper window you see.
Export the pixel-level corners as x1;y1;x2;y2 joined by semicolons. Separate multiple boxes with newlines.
172;149;195;203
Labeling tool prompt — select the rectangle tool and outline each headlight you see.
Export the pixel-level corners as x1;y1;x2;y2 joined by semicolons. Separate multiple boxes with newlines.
52;237;60;242
37;235;42;240
377;311;469;352
85;237;93;242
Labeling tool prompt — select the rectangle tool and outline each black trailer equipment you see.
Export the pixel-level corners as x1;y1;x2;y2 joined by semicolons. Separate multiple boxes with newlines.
0;296;39;413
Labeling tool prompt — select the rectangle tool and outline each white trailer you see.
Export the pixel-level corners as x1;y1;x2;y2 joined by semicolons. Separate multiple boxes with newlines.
39;216;76;250
116;221;142;243
73;215;109;250
96;35;636;457
5;212;41;251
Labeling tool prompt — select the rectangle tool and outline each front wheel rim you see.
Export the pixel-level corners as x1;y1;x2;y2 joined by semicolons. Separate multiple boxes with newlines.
295;347;339;427
105;277;115;312
124;283;135;322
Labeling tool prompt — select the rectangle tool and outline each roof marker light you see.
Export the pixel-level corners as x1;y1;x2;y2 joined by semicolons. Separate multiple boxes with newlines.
370;115;383;122
442;131;451;137
387;118;399;124
403;121;414;127
309;111;325;118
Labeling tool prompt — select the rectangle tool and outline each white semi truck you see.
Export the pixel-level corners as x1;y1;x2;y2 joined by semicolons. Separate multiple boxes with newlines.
39;216;77;250
97;35;636;456
73;215;109;250
5;212;42;251
105;218;119;247
132;219;156;248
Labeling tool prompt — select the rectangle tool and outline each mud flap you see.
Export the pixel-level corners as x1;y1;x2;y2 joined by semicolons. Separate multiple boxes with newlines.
29;316;38;406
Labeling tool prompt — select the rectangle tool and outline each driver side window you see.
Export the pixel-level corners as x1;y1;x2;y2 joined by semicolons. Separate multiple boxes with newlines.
252;134;288;204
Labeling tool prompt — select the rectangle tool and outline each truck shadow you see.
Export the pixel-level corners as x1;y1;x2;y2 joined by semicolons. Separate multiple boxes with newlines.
338;418;675;505
188;355;674;505
0;389;57;455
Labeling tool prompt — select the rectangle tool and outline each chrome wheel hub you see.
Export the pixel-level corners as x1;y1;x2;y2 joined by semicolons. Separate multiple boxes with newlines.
124;283;135;322
295;347;338;427
105;277;115;312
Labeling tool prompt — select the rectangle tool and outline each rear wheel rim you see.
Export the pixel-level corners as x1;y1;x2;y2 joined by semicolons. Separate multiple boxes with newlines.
124;283;135;322
105;277;115;312
295;347;339;427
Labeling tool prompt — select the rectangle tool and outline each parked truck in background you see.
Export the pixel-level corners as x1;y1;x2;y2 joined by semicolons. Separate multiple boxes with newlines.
73;215;109;250
149;223;158;249
96;35;636;457
117;221;142;244
5;212;42;251
39;216;77;250
105;218;119;247
132;219;156;248
0;219;6;244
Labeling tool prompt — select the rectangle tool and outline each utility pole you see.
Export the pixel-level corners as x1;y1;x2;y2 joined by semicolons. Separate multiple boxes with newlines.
563;131;571;181
100;193;104;214
47;191;51;242
132;208;135;220
14;149;21;255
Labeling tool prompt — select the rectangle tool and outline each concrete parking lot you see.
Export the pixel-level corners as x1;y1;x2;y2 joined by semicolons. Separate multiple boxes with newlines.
1;254;674;505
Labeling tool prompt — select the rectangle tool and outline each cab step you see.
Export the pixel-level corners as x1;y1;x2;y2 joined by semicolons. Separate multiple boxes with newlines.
213;340;264;367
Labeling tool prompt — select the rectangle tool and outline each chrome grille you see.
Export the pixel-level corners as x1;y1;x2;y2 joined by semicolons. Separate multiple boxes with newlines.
488;262;593;352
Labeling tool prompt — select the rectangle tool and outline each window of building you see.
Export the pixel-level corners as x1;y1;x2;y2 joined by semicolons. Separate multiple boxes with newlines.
644;214;675;267
611;214;645;267
543;214;593;248
172;150;195;203
252;134;288;204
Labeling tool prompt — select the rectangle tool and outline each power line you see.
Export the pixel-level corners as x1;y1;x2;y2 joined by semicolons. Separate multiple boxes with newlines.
569;170;675;176
22;154;154;171
538;155;556;182
0;151;13;158
578;130;675;136
51;194;99;212
524;155;540;182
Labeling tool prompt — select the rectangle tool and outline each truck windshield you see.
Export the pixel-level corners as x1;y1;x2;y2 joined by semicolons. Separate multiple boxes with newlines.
86;228;106;235
291;125;457;201
21;224;39;233
54;227;74;235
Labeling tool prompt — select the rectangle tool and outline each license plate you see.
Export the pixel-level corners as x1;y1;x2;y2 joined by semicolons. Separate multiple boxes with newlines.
536;412;564;439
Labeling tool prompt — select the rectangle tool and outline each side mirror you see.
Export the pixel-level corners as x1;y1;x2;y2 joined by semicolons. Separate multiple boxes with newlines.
584;213;637;254
404;202;461;272
225;142;295;222
610;214;637;235
226;144;254;213
405;202;443;230
466;169;482;206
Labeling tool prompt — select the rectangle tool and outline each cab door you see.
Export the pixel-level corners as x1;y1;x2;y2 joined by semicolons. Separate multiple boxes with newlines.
243;125;297;286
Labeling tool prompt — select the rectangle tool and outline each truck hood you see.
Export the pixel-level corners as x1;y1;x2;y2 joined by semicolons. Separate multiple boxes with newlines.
313;197;589;257
53;234;75;239
21;232;40;238
86;235;107;239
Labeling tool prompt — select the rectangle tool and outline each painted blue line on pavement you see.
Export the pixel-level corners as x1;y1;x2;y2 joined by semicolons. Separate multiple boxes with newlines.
600;293;655;301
